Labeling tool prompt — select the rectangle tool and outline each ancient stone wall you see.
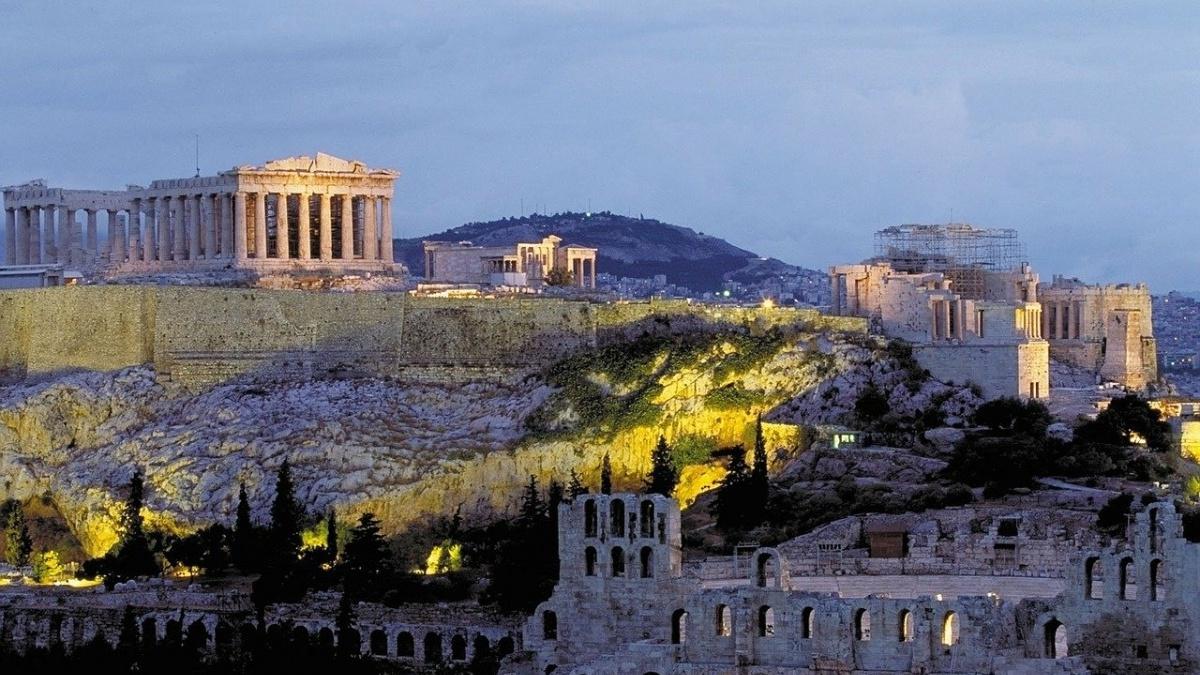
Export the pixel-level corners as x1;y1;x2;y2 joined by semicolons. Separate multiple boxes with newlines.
912;340;1049;400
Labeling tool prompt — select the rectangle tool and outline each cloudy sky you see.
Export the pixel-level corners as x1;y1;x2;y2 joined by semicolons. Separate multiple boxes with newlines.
2;2;1197;289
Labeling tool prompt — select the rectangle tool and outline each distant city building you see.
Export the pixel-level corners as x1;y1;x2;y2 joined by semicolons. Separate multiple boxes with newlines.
422;235;597;289
1161;351;1198;371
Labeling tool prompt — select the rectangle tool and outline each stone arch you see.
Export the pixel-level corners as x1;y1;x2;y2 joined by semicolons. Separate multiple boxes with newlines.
640;546;654;578
370;628;388;656
1085;556;1103;599
941;611;959;647
473;634;491;661
611;546;626;577
671;609;688;644
1044;618;1067;659
584;499;598;537
165;618;182;646
585;546;598;576
898;609;913;642
1151;558;1165;601
497;635;515;657
611;499;626;536
290;625;310;653
751;547;788;589
424;631;442;663
397;630;414;657
543;610;558;640
185;620;208;651
715;604;732;637
640;500;656;537
854;608;870;641
141;617;157;650
451;634;467;661
801;607;814;639
317;627;335;651
266;623;286;650
1120;556;1137;600
339;627;361;656
758;606;775;637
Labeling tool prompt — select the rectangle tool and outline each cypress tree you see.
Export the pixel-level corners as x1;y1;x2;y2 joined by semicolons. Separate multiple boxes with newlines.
335;591;357;657
114;470;158;579
547;479;564;532
268;459;302;565
645;435;679;497
232;482;254;571
750;416;770;521
518;475;545;528
713;447;751;532
600;453;613;495
325;508;338;562
4;505;32;567
567;469;588;499
342;513;389;599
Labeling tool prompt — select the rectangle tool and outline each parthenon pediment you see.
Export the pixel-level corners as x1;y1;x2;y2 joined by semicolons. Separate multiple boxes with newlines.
235;152;396;175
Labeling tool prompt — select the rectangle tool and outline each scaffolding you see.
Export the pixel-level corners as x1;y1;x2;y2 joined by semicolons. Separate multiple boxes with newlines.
873;223;1025;300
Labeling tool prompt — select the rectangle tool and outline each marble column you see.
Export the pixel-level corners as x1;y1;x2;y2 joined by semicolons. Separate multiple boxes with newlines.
253;193;267;258
56;206;70;264
318;193;332;261
186;195;200;260
40;207;55;263
221;194;234;259
86;210;99;264
3;208;14;265
109;209;124;263
158;197;172;262
15;207;29;265
1055;302;1064;340
363;196;377;260
202;195;216;259
379;197;393;263
123;203;137;264
297;192;311;260
275;192;290;260
340;194;354;259
170;197;185;261
140;204;154;263
233;192;248;260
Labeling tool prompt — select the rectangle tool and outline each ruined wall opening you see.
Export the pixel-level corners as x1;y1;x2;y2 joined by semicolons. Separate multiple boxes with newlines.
671;609;688;644
291;626;310;653
584;499;597;537
854;608;871;641
1149;508;1160;553
424;632;442;663
801;607;814;639
1044;619;1067;659
715;605;732;637
1085;557;1104;599
318;627;334;650
498;636;514;656
1151;559;1164;601
165;619;183;647
473;635;491;661
141;618;157;650
611;546;626;577
339;628;361;656
585;546;597;576
370;629;388;656
756;552;777;588
185;620;208;651
640;500;656;537
398;631;414;657
451;635;467;661
611;500;626;537
640;546;654;578
758;606;775;637
941;612;959;647
1120;557;1137;600
898;609;913;642
543;611;558;640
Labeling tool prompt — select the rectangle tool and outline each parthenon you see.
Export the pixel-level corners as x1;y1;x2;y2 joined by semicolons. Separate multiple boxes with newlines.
2;153;401;275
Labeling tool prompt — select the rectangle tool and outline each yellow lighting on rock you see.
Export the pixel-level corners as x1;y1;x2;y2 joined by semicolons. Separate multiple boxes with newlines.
423;541;463;575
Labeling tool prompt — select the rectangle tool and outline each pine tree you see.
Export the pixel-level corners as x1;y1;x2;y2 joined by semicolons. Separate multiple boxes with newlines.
750;416;770;522
268;459;302;566
547;479;565;532
335;591;357;657
4;506;32;567
600;453;613;495
342;513;389;599
232;481;254;571
325;508;338;562
645;435;679;497
113;470;158;580
567;470;588;499
518;475;545;528
713;447;751;532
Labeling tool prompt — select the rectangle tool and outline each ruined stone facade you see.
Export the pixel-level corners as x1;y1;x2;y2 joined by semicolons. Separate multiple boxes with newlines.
1038;276;1158;390
423;235;598;289
2;153;400;277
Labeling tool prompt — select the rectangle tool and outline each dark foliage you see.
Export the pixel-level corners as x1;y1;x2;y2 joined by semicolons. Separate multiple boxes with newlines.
645;436;679;497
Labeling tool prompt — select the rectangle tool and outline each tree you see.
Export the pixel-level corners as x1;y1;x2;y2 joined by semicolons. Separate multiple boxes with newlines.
973;397;1052;438
750;417;770;521
1077;395;1172;452
712;447;752;532
335;591;357;657
545;267;574;286
485;477;558;612
4;505;32;567
854;385;889;422
600;453;613;495
325;508;339;562
232;481;255;572
268;459;303;567
518;475;545;528
30;550;64;583
341;513;389;599
567;470;588;499
111;470;159;583
547;479;565;532
165;525;230;577
1097;492;1135;536
645;436;679;497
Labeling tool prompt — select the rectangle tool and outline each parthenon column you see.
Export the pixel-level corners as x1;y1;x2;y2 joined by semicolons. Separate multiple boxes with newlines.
86;209;100;264
109;209;125;263
340;194;354;259
318;193;332;261
297;192;311;260
186;195;200;260
56;206;70;264
157;197;171;262
275;192;290;260
221;194;234;259
15;208;29;265
253;193;267;258
233;192;248;260
40;207;55;263
202;195;216;259
140;203;154;263
379;197;393;263
1055;301;1065;340
3;208;14;265
170;198;185;261
363;196;377;260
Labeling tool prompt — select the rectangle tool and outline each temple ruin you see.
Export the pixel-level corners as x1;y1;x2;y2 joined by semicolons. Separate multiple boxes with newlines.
423;235;597;289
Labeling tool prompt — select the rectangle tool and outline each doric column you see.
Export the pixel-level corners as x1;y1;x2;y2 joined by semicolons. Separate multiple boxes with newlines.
379;197;393;263
187;194;201;260
221;193;234;259
86;209;99;263
140;204;153;263
171;197;186;261
1055;302;1065;340
297;192;311;260
202;194;216;259
254;193;267;258
124;203;138;264
15;207;29;265
108;209;124;263
233;193;247;260
340;194;354;259
363;196;377;260
275;192;290;259
318;193;332;261
27;208;41;264
56;206;70;264
3;208;14;265
590;256;596;288
158;197;172;262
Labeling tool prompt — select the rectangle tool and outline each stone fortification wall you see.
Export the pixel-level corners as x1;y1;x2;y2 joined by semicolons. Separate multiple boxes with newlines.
912;340;1048;400
0;288;866;387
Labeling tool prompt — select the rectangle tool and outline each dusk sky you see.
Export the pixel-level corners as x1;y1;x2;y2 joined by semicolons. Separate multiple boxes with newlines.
2;2;1197;289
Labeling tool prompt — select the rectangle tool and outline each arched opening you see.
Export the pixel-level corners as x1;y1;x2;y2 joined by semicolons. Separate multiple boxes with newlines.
898;609;913;642
758;606;775;637
756;552;776;588
854;608;871;641
317;627;335;651
941;612;959;647
266;624;286;651
185;620;208;651
451;634;467;661
165;619;183;646
611;500;626;536
585;546;597;576
141;618;157;650
1085;557;1104;600
1151;559;1164;601
1044;619;1067;659
640;500;656;537
671;609;688;644
290;626;310;655
424;632;442;664
473;635;491;661
497;636;515;657
543;611;558;640
611;547;626;577
397;631;414;657
640;546;654;578
715;604;732;637
370;629;388;656
338;628;361;656
801;607;814;639
584;499;597;537
1120;557;1137;600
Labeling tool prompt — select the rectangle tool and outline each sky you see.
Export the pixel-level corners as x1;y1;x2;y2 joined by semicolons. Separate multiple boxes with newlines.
1;1;1197;289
